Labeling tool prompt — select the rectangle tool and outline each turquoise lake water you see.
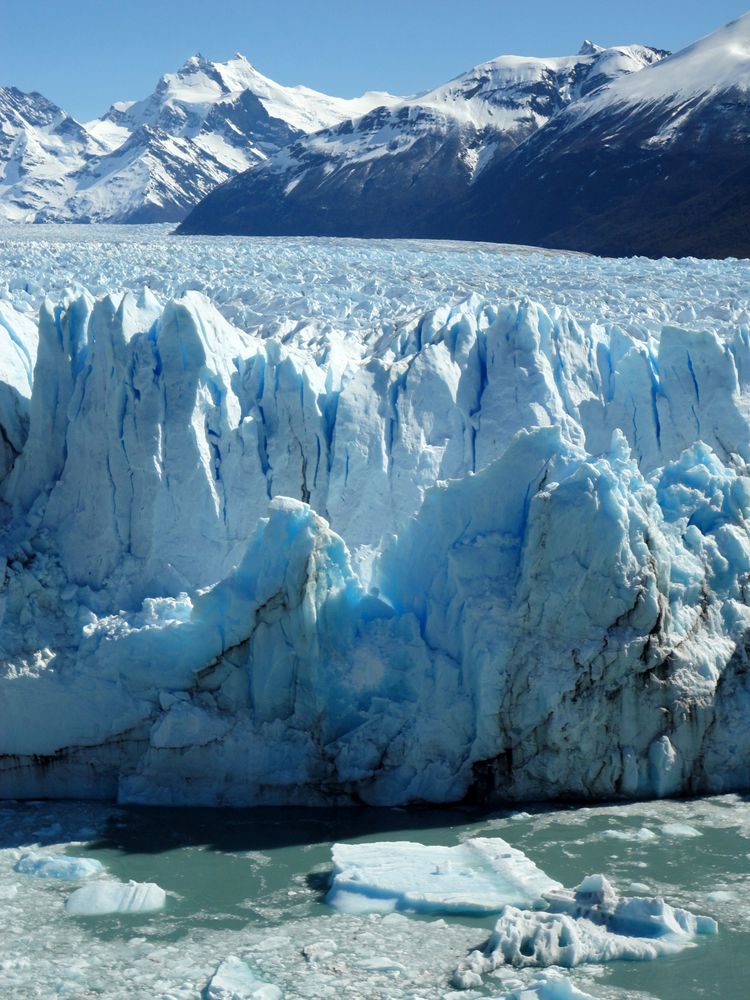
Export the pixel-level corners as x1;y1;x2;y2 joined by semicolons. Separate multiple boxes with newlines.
0;795;747;998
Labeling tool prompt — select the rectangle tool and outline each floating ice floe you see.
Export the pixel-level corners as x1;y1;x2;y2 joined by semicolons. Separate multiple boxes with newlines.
453;872;716;988
64;879;166;916
494;974;595;1000
14;851;104;880
660;823;702;838
601;826;657;842
206;956;282;1000
326;838;562;915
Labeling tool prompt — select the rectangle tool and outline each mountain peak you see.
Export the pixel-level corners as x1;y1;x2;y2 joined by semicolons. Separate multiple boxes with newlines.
579;40;604;56
181;52;211;71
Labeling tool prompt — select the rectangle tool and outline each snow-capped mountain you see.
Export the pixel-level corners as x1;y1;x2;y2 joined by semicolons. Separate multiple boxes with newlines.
458;11;750;257
178;42;666;237
0;54;400;223
0;88;104;221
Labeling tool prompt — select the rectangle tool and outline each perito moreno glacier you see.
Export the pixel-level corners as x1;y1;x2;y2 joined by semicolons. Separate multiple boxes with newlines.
1;226;750;806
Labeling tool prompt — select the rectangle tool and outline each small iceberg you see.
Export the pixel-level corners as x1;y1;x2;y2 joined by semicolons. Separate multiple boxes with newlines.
454;874;716;987
326;838;562;915
498;975;595;1000
206;956;282;1000
14;851;104;880
64;879;166;916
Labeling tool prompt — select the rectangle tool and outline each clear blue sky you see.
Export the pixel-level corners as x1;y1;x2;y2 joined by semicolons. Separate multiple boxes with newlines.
2;0;748;121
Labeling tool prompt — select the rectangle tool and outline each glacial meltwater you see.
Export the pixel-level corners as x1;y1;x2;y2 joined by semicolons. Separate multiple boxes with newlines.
0;796;746;999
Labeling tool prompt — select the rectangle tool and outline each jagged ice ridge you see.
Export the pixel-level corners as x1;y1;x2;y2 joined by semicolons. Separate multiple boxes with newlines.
0;232;749;804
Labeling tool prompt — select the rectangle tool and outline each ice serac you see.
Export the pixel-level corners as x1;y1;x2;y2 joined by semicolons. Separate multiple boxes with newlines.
0;300;37;480
2;284;750;804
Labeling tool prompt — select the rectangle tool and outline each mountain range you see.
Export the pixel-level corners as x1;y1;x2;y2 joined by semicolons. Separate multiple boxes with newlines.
178;41;667;239
0;54;398;223
2;12;749;256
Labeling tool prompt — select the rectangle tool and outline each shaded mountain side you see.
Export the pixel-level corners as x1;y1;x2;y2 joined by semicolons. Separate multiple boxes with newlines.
175;123;492;238
455;90;750;259
177;43;665;239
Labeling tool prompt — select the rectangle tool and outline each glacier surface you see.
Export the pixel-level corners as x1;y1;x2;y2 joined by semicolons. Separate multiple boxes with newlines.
0;228;750;804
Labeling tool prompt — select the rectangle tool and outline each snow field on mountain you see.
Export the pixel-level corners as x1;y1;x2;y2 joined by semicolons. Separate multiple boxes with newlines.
1;229;750;806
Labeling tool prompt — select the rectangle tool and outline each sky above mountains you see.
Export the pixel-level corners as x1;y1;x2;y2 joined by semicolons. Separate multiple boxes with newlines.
2;0;749;121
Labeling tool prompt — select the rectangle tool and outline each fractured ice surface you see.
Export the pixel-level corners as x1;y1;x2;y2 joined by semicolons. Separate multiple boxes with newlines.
327;838;562;915
64;879;166;915
1;230;750;804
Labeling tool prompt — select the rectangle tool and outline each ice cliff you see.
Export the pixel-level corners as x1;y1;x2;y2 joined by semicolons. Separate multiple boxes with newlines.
1;251;750;804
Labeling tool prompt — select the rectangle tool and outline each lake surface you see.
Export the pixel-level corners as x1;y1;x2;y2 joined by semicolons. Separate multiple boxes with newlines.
0;795;747;998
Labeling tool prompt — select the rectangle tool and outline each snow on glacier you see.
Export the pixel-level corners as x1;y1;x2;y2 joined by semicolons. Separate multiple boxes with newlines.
0;228;750;804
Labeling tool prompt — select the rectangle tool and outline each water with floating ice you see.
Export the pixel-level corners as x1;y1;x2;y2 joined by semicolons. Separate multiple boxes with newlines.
0;796;747;998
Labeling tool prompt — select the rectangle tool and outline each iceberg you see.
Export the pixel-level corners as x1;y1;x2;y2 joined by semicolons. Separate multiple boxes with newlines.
453;873;716;986
14;851;104;880
64;879;166;916
495;977;595;1000
326;838;562;915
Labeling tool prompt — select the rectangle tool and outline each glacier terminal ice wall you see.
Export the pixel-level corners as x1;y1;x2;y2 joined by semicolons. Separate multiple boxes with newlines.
0;234;749;804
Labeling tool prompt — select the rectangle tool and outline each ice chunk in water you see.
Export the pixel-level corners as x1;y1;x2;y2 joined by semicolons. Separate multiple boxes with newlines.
206;956;282;1000
327;838;562;915
454;873;717;984
14;851;104;880
64;879;166;915
544;874;718;938
497;975;595;999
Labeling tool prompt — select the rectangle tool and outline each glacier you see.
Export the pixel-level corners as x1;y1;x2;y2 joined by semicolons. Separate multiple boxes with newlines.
1;229;750;805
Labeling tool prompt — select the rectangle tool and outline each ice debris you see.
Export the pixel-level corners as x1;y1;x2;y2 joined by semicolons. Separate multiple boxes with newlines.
206;956;282;1000
326;838;562;915
64;879;166;916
